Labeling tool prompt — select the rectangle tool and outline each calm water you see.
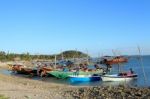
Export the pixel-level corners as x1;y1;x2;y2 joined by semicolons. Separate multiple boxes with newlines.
1;55;150;87
120;55;150;87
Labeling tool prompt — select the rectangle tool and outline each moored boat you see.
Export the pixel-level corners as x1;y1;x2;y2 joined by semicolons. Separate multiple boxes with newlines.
101;72;138;82
38;66;53;77
100;56;128;65
47;69;103;79
69;74;101;82
8;64;37;76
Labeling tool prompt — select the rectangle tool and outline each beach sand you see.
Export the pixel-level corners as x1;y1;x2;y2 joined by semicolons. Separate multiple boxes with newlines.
0;73;68;99
0;62;73;99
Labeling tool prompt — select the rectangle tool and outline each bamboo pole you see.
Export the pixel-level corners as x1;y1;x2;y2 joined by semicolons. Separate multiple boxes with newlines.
137;46;147;85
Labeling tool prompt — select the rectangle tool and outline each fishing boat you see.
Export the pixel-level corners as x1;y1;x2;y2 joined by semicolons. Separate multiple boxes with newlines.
69;74;101;82
100;54;137;82
38;66;53;77
101;72;138;82
47;69;103;79
8;64;37;76
100;56;128;65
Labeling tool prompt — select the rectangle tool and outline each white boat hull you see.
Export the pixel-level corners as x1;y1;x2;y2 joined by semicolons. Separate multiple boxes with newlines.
69;75;101;82
101;74;138;82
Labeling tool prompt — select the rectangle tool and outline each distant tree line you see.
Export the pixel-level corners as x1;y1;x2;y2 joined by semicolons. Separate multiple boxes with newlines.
0;50;89;61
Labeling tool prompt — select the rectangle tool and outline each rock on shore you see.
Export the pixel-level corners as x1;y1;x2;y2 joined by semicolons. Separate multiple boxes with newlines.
63;85;150;99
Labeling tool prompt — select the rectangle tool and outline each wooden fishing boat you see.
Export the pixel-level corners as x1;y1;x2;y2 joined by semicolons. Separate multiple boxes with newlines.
101;72;138;82
69;74;101;82
9;64;37;76
47;69;103;79
101;56;128;65
38;66;53;77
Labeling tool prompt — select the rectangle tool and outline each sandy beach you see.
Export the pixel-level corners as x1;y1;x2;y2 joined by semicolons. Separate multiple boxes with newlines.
0;73;70;99
0;63;71;99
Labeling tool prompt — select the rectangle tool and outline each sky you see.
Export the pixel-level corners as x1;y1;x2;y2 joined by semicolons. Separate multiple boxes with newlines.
0;0;150;56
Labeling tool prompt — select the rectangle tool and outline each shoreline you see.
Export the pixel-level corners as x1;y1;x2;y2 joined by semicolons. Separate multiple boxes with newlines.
0;64;150;99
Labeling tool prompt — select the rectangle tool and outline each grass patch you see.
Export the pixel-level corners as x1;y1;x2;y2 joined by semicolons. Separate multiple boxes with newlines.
0;95;9;99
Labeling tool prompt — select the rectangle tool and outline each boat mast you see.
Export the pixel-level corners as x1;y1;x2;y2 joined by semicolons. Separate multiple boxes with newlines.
74;48;79;67
54;55;57;69
112;50;121;73
76;49;79;66
138;46;147;85
61;50;64;60
86;49;89;64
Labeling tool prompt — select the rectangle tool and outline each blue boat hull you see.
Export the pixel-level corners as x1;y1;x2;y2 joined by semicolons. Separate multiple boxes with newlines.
69;76;101;82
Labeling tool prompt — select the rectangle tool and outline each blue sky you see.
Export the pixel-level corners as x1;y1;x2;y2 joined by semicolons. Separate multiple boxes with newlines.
0;0;149;56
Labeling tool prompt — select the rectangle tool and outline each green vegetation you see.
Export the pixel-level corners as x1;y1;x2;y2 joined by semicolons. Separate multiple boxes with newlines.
0;95;9;99
58;50;89;59
0;50;89;61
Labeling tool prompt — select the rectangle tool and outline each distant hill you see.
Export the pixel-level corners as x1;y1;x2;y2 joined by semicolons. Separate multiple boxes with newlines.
58;50;89;59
